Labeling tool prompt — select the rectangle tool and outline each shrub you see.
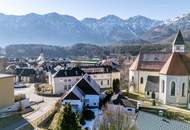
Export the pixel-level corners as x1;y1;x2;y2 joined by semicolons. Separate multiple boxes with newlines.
152;100;156;106
82;109;95;120
105;89;113;95
164;111;177;119
113;79;120;94
60;104;82;130
15;94;26;102
100;89;114;106
79;116;86;125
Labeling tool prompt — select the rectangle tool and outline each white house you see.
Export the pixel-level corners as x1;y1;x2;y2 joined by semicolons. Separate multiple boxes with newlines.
62;74;100;112
49;67;85;94
129;30;190;108
49;66;120;94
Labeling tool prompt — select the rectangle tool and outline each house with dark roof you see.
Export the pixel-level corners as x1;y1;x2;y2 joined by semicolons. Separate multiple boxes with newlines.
15;68;36;83
49;67;85;94
81;65;120;88
49;65;120;94
129;30;190;108
111;93;139;113
62;74;100;112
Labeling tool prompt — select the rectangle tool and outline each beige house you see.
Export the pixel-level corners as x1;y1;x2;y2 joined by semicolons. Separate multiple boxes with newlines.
81;66;120;89
0;57;8;72
0;74;15;108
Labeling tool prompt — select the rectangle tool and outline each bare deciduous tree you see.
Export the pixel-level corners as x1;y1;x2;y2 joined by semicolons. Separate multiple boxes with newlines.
93;105;137;130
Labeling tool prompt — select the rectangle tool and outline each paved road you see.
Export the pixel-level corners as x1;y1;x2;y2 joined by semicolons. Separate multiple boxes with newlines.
1;84;60;130
137;111;190;130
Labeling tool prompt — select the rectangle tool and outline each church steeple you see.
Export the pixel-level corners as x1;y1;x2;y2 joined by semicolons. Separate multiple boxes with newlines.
172;30;185;53
37;48;45;63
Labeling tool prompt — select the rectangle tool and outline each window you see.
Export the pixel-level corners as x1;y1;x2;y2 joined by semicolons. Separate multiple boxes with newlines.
68;85;72;89
64;79;67;82
132;76;134;81
107;80;109;85
182;83;185;97
127;109;132;112
64;85;67;90
162;80;165;93
171;81;176;96
101;80;103;85
147;91;150;95
140;77;143;84
151;91;156;99
68;79;71;82
84;99;89;104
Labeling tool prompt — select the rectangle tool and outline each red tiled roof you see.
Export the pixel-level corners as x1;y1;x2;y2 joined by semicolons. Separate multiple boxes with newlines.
160;52;190;75
129;52;170;71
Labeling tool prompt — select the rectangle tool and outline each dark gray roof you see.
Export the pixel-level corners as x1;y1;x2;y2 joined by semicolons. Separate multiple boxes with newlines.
64;92;80;100
111;93;137;108
62;86;85;101
61;74;100;101
53;67;85;77
145;76;159;92
76;78;99;95
16;68;36;76
81;65;119;74
173;30;185;45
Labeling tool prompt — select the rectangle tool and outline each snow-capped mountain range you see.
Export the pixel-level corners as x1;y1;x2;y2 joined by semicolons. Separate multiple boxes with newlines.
0;12;190;45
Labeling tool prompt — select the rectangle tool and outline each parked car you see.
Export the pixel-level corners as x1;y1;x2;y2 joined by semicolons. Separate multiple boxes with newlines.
14;82;26;88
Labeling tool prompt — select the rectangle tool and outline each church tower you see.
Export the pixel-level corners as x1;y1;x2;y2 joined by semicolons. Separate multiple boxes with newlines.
172;30;185;53
37;48;45;63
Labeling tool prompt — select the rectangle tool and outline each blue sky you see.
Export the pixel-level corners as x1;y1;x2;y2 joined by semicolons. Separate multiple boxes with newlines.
0;0;189;20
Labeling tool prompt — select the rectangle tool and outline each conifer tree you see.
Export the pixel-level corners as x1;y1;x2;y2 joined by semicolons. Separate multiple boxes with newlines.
61;104;81;130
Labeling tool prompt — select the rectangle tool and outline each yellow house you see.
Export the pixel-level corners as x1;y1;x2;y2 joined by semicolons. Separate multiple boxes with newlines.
0;74;14;108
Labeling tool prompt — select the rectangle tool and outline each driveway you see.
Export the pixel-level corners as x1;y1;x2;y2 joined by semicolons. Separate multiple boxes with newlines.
0;84;60;130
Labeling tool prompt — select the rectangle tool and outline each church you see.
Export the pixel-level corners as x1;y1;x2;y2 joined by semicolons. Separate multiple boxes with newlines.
129;30;190;109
